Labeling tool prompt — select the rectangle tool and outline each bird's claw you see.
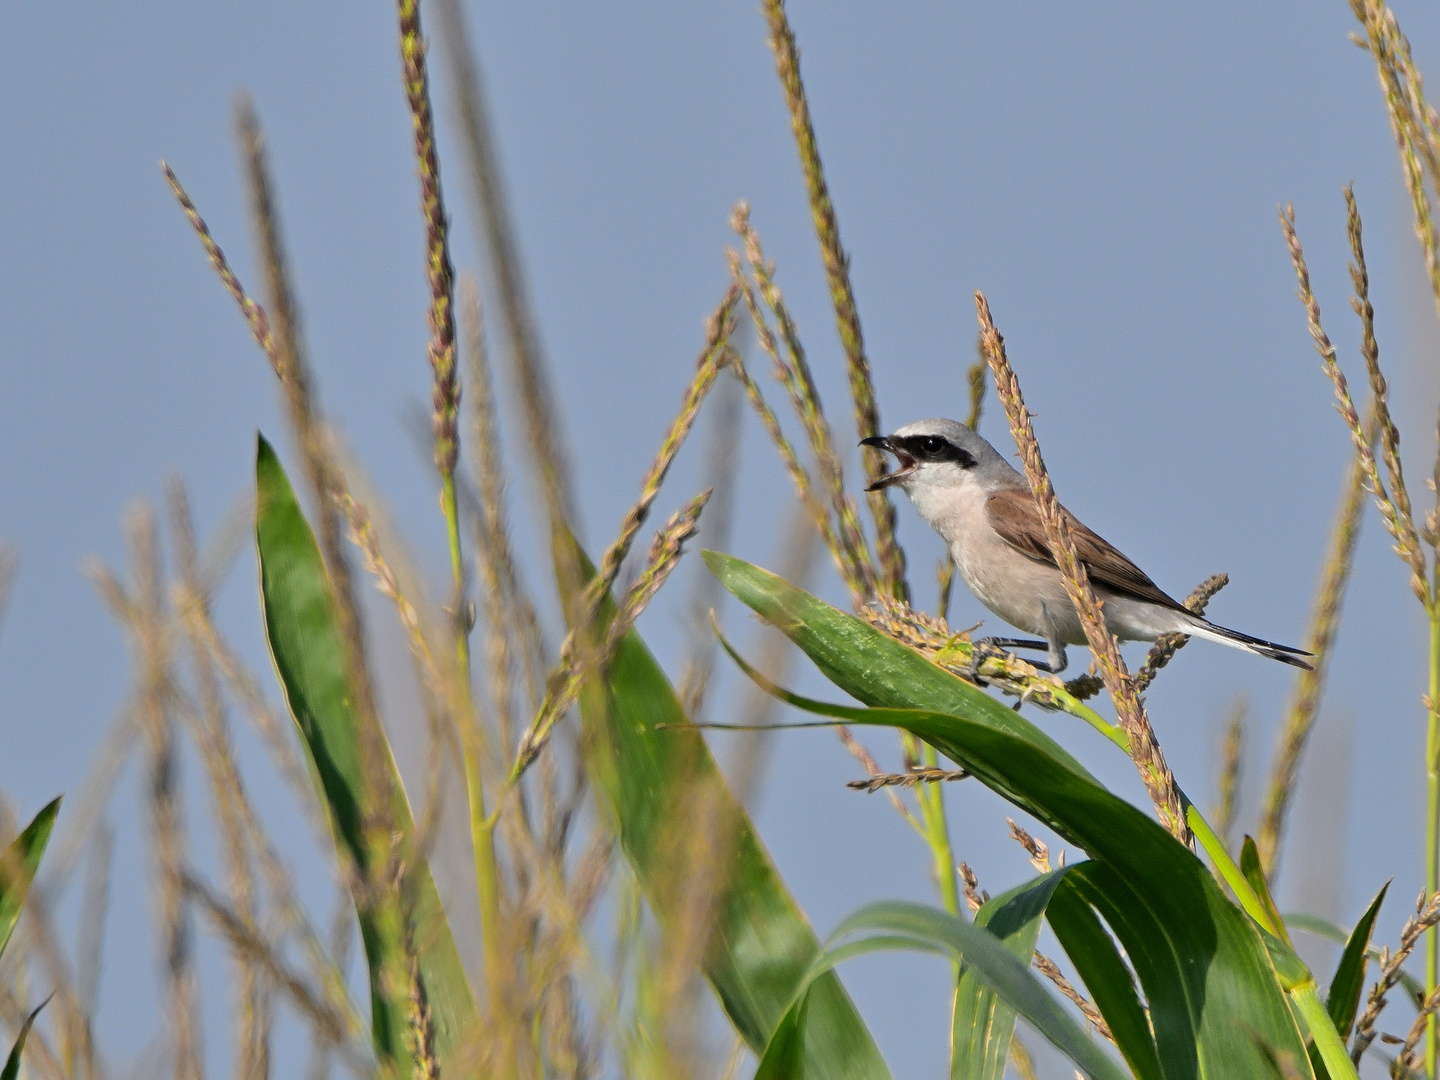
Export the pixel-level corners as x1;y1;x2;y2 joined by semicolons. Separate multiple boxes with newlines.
966;637;1026;680
965;640;999;682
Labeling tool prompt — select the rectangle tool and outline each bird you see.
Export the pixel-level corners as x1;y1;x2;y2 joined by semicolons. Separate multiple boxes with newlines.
862;418;1312;674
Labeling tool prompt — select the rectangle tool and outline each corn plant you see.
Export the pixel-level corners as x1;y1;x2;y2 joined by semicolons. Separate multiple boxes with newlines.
10;0;1440;1078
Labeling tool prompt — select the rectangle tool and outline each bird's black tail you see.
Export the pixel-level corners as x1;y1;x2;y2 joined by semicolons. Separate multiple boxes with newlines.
1184;619;1314;671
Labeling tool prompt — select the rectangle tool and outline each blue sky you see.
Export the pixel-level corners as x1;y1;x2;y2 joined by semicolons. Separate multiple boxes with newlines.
3;2;1439;1076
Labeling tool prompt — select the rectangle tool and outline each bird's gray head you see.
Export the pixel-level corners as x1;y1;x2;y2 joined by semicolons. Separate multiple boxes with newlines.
861;419;1021;501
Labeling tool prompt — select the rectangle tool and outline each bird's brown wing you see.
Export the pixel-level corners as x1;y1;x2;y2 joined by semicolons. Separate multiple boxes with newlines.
985;488;1185;611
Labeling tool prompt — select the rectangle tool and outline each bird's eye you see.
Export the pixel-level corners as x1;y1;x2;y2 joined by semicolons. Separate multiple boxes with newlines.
920;436;945;456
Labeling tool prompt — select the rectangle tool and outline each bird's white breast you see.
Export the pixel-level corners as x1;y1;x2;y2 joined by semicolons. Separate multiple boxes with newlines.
910;477;1064;636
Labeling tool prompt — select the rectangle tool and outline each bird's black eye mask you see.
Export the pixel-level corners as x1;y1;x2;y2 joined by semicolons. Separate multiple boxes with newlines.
861;433;977;489
894;434;977;467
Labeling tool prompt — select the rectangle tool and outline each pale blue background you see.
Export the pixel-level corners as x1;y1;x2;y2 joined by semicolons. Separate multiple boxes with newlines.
2;2;1437;1076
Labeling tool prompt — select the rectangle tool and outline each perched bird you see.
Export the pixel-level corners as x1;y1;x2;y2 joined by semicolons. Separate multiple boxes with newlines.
863;418;1312;674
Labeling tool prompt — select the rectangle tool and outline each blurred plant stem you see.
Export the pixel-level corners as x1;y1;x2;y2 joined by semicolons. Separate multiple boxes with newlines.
899;729;959;926
917;742;959;919
394;0;509;1065
1429;608;1439;1075
441;467;507;1064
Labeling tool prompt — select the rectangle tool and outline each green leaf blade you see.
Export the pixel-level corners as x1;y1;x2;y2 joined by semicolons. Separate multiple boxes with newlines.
707;553;1319;1079
1240;837;1290;945
830;900;1127;1080
560;530;889;1080
952;870;1072;1080
1325;883;1388;1039
1;997;49;1080
701;551;1091;779
1047;876;1162;1080
0;797;60;960
255;435;477;1072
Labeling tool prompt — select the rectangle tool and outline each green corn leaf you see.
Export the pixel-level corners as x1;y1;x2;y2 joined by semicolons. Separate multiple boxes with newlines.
1240;837;1290;945
1;996;49;1080
753;990;811;1080
255;435;477;1072
699;552;1089;782
753;896;1127;1080
952;870;1077;1080
1324;884;1388;1039
1283;909;1423;1010
706;551;1321;1079
557;528;889;1079
0;798;60;959
1047;876;1162;1080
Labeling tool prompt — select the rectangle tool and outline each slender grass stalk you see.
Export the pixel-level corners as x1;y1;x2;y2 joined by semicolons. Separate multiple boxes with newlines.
724;346;864;601
914;742;959;917
160;161;277;371
1352;2;1440;322
1256;403;1372;878
336;491;459;755
1345;12;1440;1062
0;545;17;652
512;290;737;776
729;215;877;601
1353;890;1440;1064
1431;619;1440;1078
1032;953;1114;1043
760;0;907;601
232;108;384;707
1213;696;1246;854
846;768;969;793
393;1;509;1056
169;118;391;864
976;291;1189;846
460;278;545;745
435;0;576;532
515;488;714;781
1397;984;1440;1078
75;825;111;1080
182;873;360;1058
434;28;596;1012
606;494;713;658
1283;197;1439;1070
168;481;268;1080
677;374;743;718
965;347;987;433
127;508;204;1080
598;292;737;599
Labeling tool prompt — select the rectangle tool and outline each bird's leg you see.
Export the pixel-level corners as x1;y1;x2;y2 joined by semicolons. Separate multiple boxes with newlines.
1037;603;1069;675
981;637;1050;654
965;636;1050;681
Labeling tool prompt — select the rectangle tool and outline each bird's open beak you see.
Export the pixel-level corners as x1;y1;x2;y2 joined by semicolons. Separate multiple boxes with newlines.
860;435;916;491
